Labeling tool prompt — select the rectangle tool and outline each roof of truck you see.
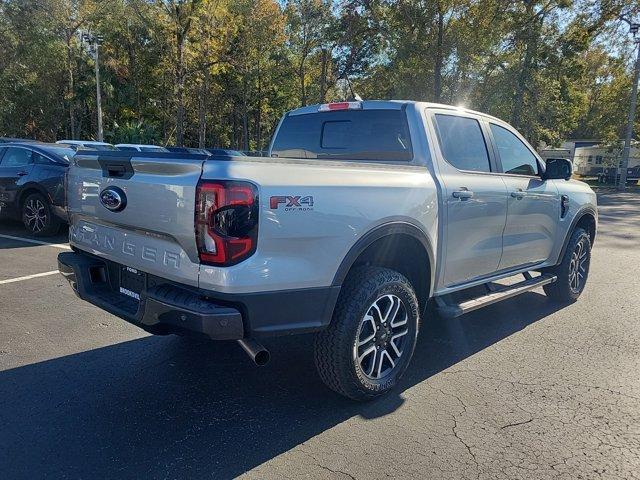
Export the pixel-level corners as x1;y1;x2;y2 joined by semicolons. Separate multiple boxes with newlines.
287;100;505;124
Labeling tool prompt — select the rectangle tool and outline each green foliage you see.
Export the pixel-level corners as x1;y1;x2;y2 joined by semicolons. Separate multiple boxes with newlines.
0;0;637;148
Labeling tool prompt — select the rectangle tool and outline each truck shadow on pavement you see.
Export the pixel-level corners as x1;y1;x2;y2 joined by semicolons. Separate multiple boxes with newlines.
0;291;565;479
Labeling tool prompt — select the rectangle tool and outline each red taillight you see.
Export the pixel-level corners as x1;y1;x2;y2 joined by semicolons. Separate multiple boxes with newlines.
195;181;258;266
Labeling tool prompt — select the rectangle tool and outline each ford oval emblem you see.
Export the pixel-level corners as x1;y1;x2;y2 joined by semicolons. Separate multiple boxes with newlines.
99;186;127;212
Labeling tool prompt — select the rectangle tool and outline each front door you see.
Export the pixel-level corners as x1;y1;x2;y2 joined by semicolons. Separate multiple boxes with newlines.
0;146;35;211
488;123;559;270
430;111;508;287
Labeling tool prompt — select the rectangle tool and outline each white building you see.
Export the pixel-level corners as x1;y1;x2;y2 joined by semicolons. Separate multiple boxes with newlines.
540;140;640;177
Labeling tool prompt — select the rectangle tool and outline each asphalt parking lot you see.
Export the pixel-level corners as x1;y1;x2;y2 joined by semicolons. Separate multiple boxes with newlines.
0;191;639;480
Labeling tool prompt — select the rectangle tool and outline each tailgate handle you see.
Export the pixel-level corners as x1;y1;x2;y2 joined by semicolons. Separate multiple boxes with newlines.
107;164;126;177
98;156;135;179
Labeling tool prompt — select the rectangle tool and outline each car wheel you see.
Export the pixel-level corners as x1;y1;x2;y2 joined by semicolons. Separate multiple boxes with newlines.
314;266;420;401
21;192;60;237
543;227;591;302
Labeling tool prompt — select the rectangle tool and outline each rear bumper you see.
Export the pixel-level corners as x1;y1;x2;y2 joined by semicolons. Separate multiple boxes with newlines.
58;251;244;340
58;250;341;339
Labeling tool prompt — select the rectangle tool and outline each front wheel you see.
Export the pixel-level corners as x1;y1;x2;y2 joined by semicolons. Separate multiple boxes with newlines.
314;266;420;401
543;227;591;302
21;192;60;237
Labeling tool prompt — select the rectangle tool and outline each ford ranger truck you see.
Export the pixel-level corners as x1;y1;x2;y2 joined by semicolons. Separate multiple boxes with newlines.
58;101;597;401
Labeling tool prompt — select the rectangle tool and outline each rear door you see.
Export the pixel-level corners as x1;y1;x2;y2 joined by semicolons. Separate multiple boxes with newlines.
0;146;35;208
487;122;559;270
429;110;508;286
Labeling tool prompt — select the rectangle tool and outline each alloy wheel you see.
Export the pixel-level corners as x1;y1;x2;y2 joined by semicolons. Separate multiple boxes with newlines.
353;294;409;380
568;236;589;294
24;198;47;233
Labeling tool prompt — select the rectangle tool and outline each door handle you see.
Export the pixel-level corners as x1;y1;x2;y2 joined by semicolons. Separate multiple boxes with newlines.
17;171;29;177
452;189;474;200
510;189;526;199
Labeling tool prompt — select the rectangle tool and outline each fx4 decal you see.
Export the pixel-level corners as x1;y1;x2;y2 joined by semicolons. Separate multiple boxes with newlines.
270;195;314;211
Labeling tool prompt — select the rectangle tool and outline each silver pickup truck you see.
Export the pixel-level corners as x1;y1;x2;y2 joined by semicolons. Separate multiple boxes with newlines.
58;100;597;400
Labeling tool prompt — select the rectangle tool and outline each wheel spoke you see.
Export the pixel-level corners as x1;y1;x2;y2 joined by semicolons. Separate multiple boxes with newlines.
359;344;376;363
366;347;378;377
391;313;407;328
358;332;375;347
370;303;383;323
376;348;386;378
383;295;400;324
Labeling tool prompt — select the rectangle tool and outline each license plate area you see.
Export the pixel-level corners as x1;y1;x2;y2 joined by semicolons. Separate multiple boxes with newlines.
119;266;145;301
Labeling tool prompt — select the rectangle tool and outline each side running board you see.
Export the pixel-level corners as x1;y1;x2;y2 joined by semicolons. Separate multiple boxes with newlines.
436;273;557;319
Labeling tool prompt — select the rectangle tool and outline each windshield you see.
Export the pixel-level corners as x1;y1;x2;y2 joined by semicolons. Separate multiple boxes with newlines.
271;109;413;161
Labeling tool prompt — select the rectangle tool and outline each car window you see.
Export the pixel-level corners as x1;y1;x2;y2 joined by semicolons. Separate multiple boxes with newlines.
271;109;413;161
33;153;51;165
490;124;539;176
117;146;137;151
433;114;491;172
0;147;33;167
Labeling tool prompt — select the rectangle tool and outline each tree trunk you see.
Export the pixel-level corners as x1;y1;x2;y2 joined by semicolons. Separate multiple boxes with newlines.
198;81;206;148
256;57;262;152
320;48;329;103
242;76;249;152
67;41;76;139
176;29;186;146
298;56;307;107
433;5;444;102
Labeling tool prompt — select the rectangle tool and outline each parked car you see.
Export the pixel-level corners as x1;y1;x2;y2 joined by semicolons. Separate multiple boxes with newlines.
205;148;246;156
58;100;597;400
0;142;75;236
115;144;170;153
56;140;118;151
166;146;211;155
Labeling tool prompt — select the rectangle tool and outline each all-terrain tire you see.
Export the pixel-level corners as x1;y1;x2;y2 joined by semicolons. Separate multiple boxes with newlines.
314;266;420;401
543;227;591;302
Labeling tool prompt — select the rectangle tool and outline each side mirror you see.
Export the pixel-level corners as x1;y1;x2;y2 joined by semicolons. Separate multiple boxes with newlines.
543;158;572;181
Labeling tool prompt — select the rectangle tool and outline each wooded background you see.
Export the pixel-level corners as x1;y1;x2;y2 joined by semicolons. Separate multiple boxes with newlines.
0;0;638;150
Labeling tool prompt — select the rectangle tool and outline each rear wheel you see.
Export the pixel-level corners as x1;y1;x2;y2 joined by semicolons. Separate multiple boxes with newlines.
543;227;591;302
21;192;60;237
314;266;420;401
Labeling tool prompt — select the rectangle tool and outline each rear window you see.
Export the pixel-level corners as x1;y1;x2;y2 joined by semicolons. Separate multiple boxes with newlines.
271;109;413;161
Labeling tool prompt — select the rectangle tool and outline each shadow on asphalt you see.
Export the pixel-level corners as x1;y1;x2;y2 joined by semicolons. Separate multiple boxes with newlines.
0;291;565;479
0;218;69;247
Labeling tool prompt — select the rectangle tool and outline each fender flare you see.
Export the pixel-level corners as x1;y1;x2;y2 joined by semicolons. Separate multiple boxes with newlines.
331;221;436;297
557;206;597;263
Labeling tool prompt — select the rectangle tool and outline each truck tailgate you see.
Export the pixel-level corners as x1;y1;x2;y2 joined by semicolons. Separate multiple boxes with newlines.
66;152;205;287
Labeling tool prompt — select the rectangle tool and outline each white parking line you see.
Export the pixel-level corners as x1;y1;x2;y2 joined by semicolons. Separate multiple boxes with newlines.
0;233;70;250
0;270;60;285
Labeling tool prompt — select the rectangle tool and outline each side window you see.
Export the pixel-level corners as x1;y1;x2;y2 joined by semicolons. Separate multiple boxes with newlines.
433;114;491;172
0;147;6;163
490;124;539;176
34;153;52;165
0;147;33;167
